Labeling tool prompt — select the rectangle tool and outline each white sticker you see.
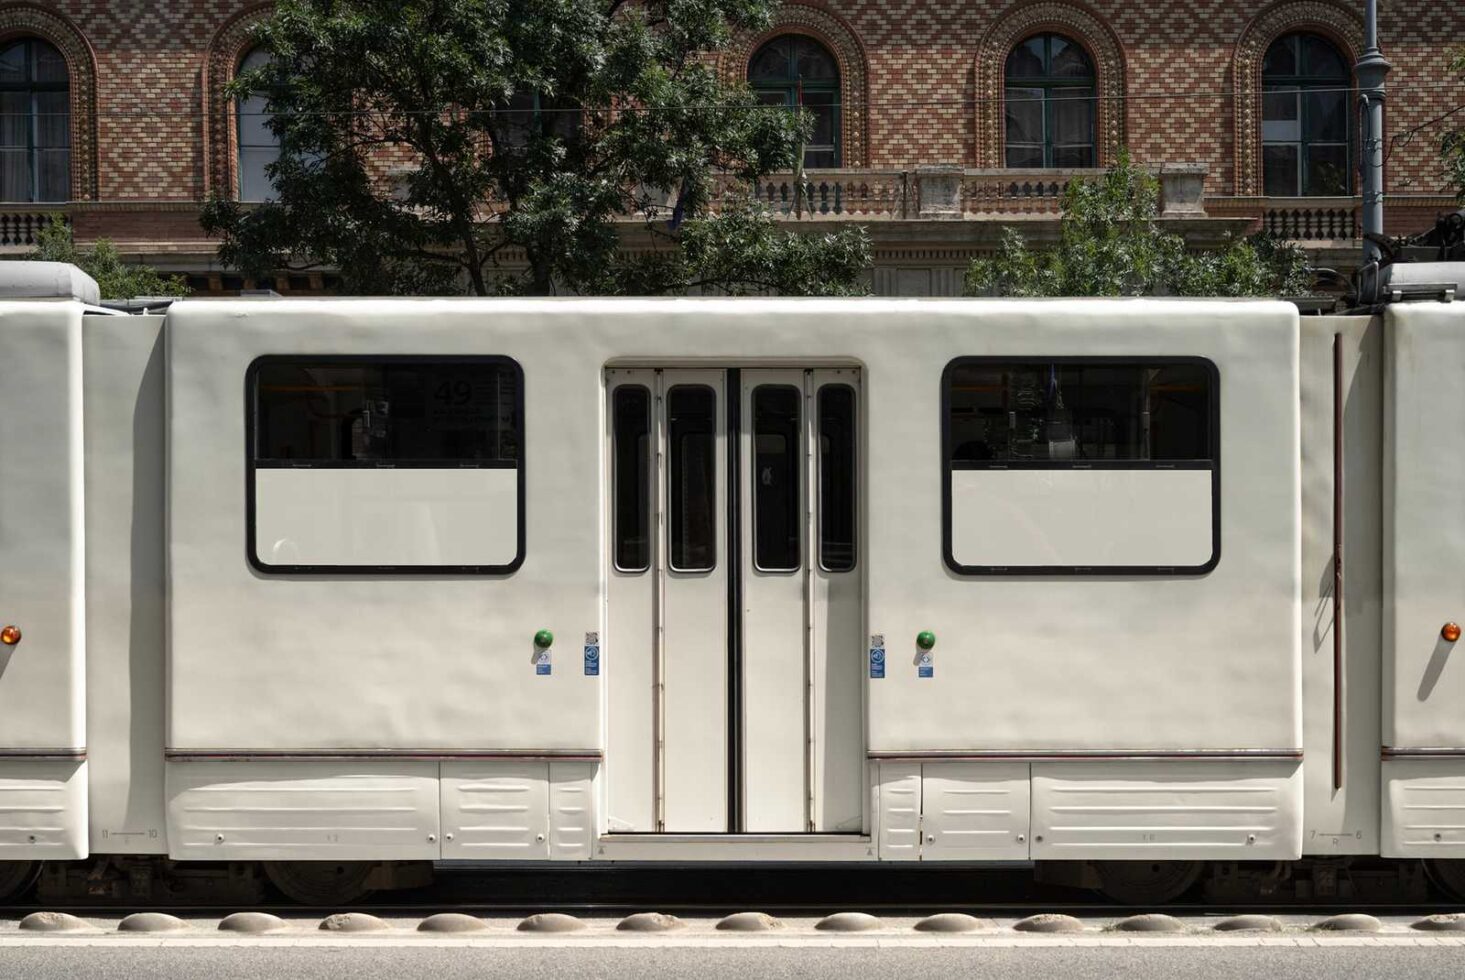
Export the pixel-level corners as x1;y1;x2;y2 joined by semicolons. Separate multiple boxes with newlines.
870;634;885;648
585;631;599;646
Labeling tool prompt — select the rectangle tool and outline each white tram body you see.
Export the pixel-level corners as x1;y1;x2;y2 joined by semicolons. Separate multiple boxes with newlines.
1;284;1463;899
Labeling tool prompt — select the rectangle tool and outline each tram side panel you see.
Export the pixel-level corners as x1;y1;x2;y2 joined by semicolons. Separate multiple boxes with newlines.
1383;301;1465;857
82;313;168;854
1297;315;1383;854
162;302;603;862
0;302;88;861
865;301;1304;862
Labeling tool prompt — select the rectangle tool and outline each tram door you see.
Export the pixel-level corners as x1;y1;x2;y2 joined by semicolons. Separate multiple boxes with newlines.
605;368;864;834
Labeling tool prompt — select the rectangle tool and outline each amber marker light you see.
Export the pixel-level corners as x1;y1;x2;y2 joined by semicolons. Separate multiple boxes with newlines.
0;625;20;647
1443;623;1462;643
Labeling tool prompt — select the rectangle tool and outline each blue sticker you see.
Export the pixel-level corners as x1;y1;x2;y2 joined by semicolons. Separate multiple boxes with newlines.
584;645;600;676
917;650;933;678
869;646;885;679
535;650;552;676
536;662;552;675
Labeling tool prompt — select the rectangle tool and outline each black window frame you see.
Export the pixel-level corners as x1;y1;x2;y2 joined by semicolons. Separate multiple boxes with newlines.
1002;32;1097;169
0;37;71;204
940;355;1221;577
1261;31;1355;198
667;383;718;573
751;383;803;574
244;354;526;576
817;383;857;573
611;383;652;574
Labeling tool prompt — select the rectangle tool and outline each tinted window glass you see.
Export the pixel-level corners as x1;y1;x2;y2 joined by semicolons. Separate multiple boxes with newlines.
613;385;651;572
753;385;801;571
668;385;716;572
253;359;521;464
818;385;856;572
947;361;1212;463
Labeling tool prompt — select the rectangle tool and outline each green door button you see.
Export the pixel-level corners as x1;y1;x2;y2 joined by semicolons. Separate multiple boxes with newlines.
916;631;936;651
534;629;554;649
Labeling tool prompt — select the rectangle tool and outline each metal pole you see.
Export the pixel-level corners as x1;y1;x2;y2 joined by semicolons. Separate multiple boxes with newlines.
1356;0;1392;265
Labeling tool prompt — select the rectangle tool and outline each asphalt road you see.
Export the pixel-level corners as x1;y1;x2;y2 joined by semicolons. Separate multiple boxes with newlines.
2;945;1461;980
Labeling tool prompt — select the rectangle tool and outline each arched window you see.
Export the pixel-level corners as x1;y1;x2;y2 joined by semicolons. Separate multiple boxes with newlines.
236;47;279;202
1261;32;1352;197
1004;33;1095;168
749;35;840;168
0;38;70;202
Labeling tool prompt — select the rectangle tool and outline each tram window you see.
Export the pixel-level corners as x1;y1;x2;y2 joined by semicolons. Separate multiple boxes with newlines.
668;385;716;572
753;385;802;572
247;356;524;574
613;385;651;572
253;359;521;464
943;357;1219;576
818;385;856;572
946;360;1212;463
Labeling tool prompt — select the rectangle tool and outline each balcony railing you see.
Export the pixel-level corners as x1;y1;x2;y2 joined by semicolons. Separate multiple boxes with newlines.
0;207;66;248
1260;199;1359;241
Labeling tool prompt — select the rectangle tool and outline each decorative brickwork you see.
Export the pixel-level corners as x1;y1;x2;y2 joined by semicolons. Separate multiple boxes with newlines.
722;3;870;168
0;3;98;200
1232;0;1363;197
973;2;1126;168
203;3;273;200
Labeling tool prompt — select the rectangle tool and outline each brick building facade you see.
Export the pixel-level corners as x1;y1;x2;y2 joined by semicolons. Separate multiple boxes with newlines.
0;0;1461;294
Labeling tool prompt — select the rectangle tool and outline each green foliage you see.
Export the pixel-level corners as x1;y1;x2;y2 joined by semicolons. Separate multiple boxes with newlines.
200;0;870;296
964;154;1311;298
30;218;189;300
1443;48;1465;201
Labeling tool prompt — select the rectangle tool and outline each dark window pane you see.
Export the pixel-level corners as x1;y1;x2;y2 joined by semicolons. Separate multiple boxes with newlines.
0;148;29;201
1051;143;1094;168
33;42;67;84
34;91;68;148
253;360;521;463
1263;143;1299;196
35;147;67;201
1049;37;1093;78
1050;88;1093;145
613;386;651;572
668;385;716;572
753;385;800;572
1005;143;1045;168
794;39;838;82
0;43;25;84
1006;36;1045;77
1261;88;1300;142
0;92;27;147
1306;88;1348;142
1305;143;1350;196
1004;87;1043;144
803;147;838;168
818;385;856;572
802;89;838;149
1262;35;1297;77
947;362;1212;463
1302;33;1348;78
749;38;791;83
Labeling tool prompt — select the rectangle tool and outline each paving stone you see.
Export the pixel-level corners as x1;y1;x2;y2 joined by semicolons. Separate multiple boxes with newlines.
1013;913;1084;933
518;913;586;933
913;913;983;933
1110;913;1186;933
118;912;188;933
1311;913;1382;932
1211;914;1283;933
18;912;90;933
815;912;883;932
319;912;391;933
417;913;487;933
715;912;783;932
218;912;287;934
1413;913;1465;932
617;912;684;932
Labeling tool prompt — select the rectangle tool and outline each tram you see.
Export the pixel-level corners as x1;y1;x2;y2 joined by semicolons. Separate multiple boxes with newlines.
2;262;1465;906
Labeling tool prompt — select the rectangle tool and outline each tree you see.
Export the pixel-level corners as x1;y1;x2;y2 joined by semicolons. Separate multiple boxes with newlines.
1442;47;1465;200
200;0;871;296
28;218;189;300
964;154;1311;298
